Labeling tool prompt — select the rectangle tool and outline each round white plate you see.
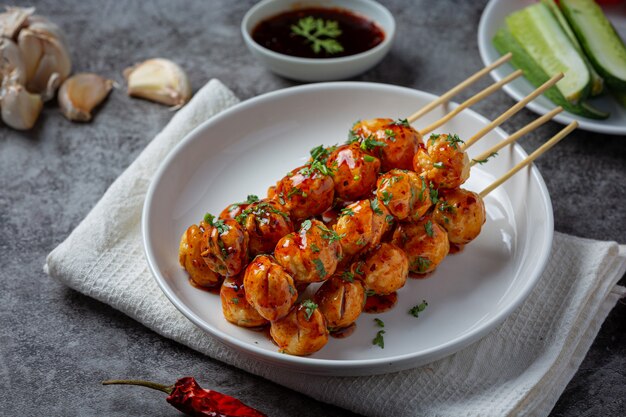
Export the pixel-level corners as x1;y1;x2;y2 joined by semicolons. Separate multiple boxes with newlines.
478;0;626;135
142;82;554;376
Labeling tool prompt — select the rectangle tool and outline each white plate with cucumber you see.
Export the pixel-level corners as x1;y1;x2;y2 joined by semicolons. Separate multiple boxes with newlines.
478;0;626;135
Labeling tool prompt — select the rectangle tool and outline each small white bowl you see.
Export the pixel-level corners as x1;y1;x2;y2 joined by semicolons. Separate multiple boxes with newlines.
241;0;396;82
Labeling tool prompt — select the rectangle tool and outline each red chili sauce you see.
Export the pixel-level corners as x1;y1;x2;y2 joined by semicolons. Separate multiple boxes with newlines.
252;7;385;59
364;292;398;314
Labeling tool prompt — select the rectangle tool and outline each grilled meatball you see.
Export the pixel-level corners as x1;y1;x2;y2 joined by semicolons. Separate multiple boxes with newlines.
333;198;392;259
314;274;365;329
220;274;268;327
325;143;381;201
236;199;293;257
376;169;432;221
392;216;449;274
351;118;421;172
179;222;222;288
274;164;335;220
359;243;409;295
270;300;329;356
243;255;297;321
432;188;486;245
201;217;249;277
414;133;470;189
274;219;342;285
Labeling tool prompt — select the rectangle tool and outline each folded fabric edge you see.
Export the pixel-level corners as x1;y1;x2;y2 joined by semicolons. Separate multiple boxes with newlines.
528;285;625;417
509;246;626;417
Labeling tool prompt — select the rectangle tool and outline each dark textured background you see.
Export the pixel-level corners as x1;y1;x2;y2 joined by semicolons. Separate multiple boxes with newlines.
1;0;624;415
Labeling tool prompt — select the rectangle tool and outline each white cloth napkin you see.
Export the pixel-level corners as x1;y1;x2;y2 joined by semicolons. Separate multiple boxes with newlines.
45;79;626;417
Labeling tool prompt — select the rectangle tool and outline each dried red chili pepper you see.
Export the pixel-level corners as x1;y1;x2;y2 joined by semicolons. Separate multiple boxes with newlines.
102;376;267;417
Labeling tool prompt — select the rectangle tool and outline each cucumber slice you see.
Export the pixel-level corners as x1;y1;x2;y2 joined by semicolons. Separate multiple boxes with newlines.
493;26;609;119
560;0;626;92
541;0;604;96
506;3;591;103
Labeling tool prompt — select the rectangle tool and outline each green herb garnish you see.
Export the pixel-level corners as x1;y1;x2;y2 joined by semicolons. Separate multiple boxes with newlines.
373;330;385;348
291;16;344;54
363;155;376;163
472;152;498;165
424;220;434;237
412;256;431;273
381;190;393;205
408;300;428;318
433;161;445;169
370;199;383;215
360;135;386;151
313;258;327;278
316;224;344;243
391;118;410;127
374;318;385;328
341;270;355;282
445;133;464;149
302;299;319;320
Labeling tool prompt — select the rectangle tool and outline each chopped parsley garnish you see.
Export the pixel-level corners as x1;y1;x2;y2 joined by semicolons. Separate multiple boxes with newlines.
302;299;318;320
341;270;354;282
370;199;383;215
355;262;365;276
374;318;385;328
472;152;498;165
235;202;289;224
417;176;427;201
313;258;327;278
291;17;343;55
412;256;431;273
287;187;304;198
300;219;312;233
231;297;239;304
391;118;410;127
310;243;321;253
429;185;439;204
288;285;296;296
360;135;387;152
353;174;361;181
347;129;360;144
385;214;394;225
381;190;393;205
384;129;396;141
365;289;376;297
340;207;355;217
246;195;260;204
433;161;445;169
363;155;376;163
316;224;344;243
438;200;456;213
298;160;334;177
203;213;215;225
356;236;367;246
373;330;385;348
309;144;333;163
445;133;464;149
424;220;434;237
429;133;441;144
408;300;429;318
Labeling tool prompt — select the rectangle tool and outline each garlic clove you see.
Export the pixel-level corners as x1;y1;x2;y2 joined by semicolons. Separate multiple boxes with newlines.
17;26;71;95
0;38;26;85
124;58;191;107
0;6;34;39
58;73;113;122
0;79;42;130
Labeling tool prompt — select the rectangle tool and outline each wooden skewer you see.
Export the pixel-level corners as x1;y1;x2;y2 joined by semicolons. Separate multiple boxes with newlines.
470;106;563;167
479;121;578;198
406;52;513;124
418;69;524;136
461;72;564;151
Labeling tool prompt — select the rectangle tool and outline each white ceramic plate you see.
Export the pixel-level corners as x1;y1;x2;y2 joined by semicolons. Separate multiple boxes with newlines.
143;82;553;376
478;0;626;135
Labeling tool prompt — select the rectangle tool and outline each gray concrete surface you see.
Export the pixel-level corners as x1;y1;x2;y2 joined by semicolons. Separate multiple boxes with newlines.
1;0;624;415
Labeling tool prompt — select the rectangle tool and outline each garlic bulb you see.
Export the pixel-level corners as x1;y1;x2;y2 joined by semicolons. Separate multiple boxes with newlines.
17;19;71;96
0;6;34;39
58;73;113;122
124;58;191;107
0;78;42;130
0;38;26;85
